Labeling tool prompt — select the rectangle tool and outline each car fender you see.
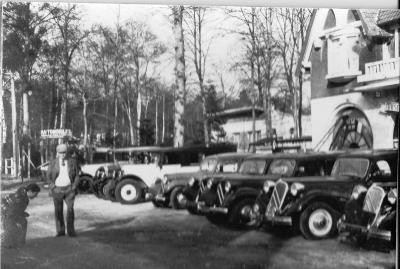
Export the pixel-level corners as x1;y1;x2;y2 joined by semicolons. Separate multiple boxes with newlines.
287;190;349;216
117;174;148;190
223;187;259;208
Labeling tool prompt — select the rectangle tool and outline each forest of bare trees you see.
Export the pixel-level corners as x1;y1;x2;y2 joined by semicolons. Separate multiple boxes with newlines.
0;2;312;169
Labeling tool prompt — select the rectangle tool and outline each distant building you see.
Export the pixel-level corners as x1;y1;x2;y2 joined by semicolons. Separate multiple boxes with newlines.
212;106;311;149
298;9;399;150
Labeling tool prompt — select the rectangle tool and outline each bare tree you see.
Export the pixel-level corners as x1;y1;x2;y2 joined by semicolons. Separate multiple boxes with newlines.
49;4;88;132
172;6;186;147
275;8;312;137
184;6;214;146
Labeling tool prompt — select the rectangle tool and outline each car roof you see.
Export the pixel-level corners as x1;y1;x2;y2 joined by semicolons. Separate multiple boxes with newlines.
337;148;398;159
206;152;254;160
244;150;344;161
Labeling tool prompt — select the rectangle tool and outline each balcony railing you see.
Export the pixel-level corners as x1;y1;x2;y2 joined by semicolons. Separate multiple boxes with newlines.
358;57;400;83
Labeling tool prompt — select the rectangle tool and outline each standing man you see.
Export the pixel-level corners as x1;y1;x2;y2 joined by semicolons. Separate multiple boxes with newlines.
46;144;80;237
1;183;41;248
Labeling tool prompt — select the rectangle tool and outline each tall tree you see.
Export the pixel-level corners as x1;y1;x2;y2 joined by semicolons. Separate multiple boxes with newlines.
185;7;213;146
275;8;311;137
49;4;88;131
172;6;186;147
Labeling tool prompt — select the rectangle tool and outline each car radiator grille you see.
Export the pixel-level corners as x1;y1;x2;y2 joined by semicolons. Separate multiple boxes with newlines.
266;180;289;217
199;180;206;193
217;183;226;205
363;185;385;225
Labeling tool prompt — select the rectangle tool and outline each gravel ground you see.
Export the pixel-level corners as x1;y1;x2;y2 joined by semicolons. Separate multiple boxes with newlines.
1;186;396;269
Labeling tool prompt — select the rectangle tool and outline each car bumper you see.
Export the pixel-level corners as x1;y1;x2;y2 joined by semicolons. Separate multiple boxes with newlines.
264;214;292;226
197;202;228;214
337;220;392;241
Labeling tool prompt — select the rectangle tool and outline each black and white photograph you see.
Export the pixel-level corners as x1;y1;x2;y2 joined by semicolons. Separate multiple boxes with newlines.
0;1;398;268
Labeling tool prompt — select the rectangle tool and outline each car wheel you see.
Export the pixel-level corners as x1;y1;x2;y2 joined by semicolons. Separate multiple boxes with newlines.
299;202;339;240
229;198;260;230
104;180;117;202
78;175;94;194
187;206;199;215
152;200;167;208
170;187;185;210
115;179;141;204
205;213;227;226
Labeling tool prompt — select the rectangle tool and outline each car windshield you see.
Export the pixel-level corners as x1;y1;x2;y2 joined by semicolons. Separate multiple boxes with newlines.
267;159;296;177
239;160;266;175
200;158;218;172
215;160;239;174
331;158;370;178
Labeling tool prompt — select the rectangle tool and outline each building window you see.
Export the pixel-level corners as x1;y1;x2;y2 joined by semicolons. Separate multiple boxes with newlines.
346;10;359;24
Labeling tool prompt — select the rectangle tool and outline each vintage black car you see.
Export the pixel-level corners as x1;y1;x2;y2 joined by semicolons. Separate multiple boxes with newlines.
260;149;397;240
197;151;340;229
152;152;252;210
337;183;397;250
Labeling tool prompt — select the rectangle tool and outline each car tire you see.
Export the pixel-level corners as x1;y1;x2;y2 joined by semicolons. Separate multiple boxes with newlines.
104;180;117;201
299;202;339;240
78;175;94;194
205;213;227;226
229;198;260;230
170;187;185;210
152;200;167;208
115;179;141;204
187;206;199;215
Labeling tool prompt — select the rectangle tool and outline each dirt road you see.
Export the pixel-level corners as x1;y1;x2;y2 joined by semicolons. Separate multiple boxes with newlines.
1;190;396;269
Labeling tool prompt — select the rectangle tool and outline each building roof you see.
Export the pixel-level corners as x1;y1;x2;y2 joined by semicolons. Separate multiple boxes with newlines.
357;10;392;37
377;9;400;26
296;9;395;76
212;106;264;119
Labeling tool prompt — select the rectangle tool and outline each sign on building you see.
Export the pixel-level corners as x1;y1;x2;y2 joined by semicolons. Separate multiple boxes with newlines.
41;129;72;139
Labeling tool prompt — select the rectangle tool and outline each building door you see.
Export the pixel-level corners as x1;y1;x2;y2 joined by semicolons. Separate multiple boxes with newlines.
329;108;373;150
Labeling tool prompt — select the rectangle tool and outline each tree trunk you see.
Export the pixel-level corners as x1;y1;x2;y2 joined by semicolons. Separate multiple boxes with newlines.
82;94;88;146
22;91;29;136
298;74;303;137
155;96;159;144
172;6;186;148
136;91;141;146
162;93;165;144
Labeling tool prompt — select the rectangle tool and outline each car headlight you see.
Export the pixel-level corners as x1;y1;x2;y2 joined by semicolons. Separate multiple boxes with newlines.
351;185;368;200
162;176;168;184
263;180;275;193
290;183;305;196
224;181;231;192
387;188;398;205
207;178;214;189
253;203;260;213
188;177;195;186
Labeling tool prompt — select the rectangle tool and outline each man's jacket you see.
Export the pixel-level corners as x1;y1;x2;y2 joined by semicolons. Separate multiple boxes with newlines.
46;157;80;190
1;188;29;218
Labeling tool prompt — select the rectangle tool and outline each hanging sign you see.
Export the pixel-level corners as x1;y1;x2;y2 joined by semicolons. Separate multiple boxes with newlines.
382;102;399;113
41;129;72;139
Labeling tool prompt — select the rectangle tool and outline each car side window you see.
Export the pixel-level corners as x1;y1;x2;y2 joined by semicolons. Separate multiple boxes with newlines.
369;160;392;181
296;161;324;176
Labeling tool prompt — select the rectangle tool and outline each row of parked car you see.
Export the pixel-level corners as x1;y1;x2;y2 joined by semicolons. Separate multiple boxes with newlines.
82;146;397;250
149;149;397;250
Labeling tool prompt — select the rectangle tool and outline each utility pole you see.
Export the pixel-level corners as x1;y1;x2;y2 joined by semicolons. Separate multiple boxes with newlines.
10;74;19;178
251;8;256;152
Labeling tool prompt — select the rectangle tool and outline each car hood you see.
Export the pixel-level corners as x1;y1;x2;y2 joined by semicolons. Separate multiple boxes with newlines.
165;170;203;180
211;173;281;182
280;175;360;184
